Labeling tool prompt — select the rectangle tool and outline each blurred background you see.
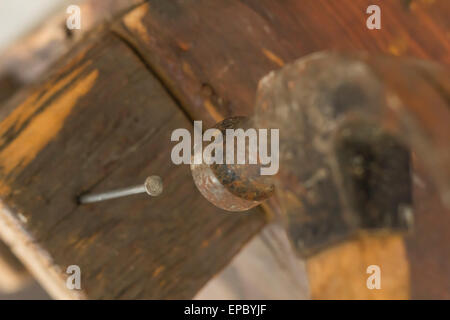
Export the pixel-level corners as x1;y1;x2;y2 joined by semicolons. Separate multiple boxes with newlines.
0;0;71;299
0;0;70;54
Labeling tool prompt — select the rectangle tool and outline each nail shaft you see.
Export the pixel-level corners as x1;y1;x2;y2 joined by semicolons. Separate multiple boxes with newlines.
79;176;163;204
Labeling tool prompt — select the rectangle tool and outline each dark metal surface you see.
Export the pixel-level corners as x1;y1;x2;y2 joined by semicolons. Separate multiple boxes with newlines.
191;159;262;212
191;116;274;211
210;117;274;202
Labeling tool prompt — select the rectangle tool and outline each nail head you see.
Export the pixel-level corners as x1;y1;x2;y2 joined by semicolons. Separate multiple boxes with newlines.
145;176;163;196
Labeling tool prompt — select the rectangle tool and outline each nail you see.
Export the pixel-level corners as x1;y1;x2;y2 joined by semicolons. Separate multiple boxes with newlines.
78;176;163;204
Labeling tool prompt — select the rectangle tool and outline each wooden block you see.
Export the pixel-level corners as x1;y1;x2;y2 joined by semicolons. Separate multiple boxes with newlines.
0;33;265;299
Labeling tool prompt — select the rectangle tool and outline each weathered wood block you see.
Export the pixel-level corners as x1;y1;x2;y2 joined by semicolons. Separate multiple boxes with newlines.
0;33;265;299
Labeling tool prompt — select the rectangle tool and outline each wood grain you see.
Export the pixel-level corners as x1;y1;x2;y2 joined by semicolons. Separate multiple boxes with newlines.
0;33;265;299
113;0;449;127
0;0;448;299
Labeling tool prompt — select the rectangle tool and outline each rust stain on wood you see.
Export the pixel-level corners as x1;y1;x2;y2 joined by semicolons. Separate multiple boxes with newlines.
181;62;195;79
203;100;225;122
262;49;285;67
0;69;98;177
410;0;436;11
388;35;410;56
152;265;165;277
177;40;191;52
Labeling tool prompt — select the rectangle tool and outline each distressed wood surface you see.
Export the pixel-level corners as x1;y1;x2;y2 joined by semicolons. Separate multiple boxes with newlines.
113;0;449;127
0;0;448;299
0;32;264;299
